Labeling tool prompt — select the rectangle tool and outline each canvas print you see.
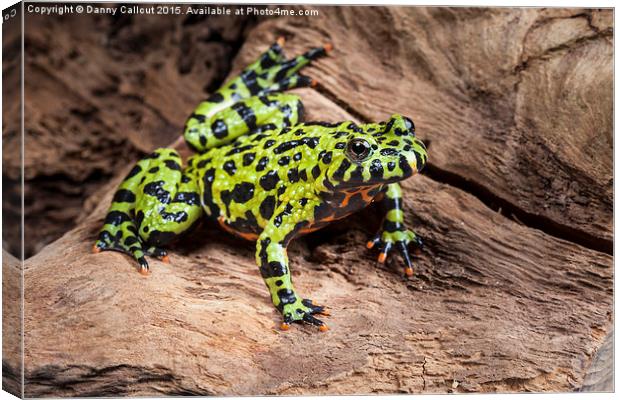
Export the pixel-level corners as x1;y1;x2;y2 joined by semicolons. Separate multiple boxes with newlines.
2;2;613;397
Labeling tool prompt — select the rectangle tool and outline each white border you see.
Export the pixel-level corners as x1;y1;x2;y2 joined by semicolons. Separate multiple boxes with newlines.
0;1;615;400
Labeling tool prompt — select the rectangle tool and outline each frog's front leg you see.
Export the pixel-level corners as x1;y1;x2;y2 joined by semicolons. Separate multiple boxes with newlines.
94;149;203;273
256;200;329;331
367;183;423;277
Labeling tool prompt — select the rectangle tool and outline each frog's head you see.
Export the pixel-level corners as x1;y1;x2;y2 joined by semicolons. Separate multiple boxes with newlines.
324;114;427;189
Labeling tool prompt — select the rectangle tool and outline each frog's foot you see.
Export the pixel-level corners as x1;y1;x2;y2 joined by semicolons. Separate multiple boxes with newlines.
259;38;332;94
367;230;423;277
93;237;150;274
145;246;170;264
280;298;330;332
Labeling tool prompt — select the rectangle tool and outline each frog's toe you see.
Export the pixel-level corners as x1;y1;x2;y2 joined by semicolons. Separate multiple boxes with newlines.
260;41;331;94
412;235;424;255
145;246;169;263
396;241;414;277
302;313;327;329
381;241;414;277
302;298;330;316
279;319;327;332
377;242;392;264
93;239;111;253
303;45;330;61
366;233;392;262
366;234;382;250
138;257;150;275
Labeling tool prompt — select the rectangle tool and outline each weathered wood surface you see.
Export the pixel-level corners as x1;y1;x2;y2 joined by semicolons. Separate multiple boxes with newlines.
8;6;614;396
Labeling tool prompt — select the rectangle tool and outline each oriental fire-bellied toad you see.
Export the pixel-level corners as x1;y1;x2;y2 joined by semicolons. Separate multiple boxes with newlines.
94;37;428;331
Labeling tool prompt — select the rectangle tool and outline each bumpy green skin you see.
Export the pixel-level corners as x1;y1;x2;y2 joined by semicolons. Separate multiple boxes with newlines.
95;39;428;329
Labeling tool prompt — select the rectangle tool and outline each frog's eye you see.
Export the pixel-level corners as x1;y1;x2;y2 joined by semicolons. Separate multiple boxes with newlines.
346;138;372;162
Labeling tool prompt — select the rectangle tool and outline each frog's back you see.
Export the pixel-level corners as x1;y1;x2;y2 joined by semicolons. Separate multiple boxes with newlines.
192;123;343;238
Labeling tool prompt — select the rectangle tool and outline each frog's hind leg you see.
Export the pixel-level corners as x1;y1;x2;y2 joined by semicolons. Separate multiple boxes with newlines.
186;92;305;151
94;148;203;273
184;38;331;152
246;36;333;94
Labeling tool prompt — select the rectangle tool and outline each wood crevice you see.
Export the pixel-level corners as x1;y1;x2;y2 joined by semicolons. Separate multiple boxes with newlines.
421;164;612;255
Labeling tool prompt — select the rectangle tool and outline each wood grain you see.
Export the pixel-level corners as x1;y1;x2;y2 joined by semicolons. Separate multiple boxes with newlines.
21;169;611;395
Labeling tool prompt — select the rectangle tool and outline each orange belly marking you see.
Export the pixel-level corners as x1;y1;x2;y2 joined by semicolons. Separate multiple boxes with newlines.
217;216;259;241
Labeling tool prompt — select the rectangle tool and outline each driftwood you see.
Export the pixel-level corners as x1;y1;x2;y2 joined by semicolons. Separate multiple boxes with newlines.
3;6;613;396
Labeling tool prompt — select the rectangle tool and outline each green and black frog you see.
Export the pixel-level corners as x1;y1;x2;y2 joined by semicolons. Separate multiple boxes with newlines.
94;37;427;331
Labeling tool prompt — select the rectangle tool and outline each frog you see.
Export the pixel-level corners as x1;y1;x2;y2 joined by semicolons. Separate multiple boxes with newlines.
93;37;427;331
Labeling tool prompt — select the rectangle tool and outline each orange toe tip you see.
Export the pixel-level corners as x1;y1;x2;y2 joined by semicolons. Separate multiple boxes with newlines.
310;79;318;88
405;267;414;277
324;43;334;52
320;310;331;316
319;324;329;332
378;253;387;263
92;245;101;254
366;241;374;249
139;267;150;276
280;322;290;331
276;36;286;46
161;255;170;264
